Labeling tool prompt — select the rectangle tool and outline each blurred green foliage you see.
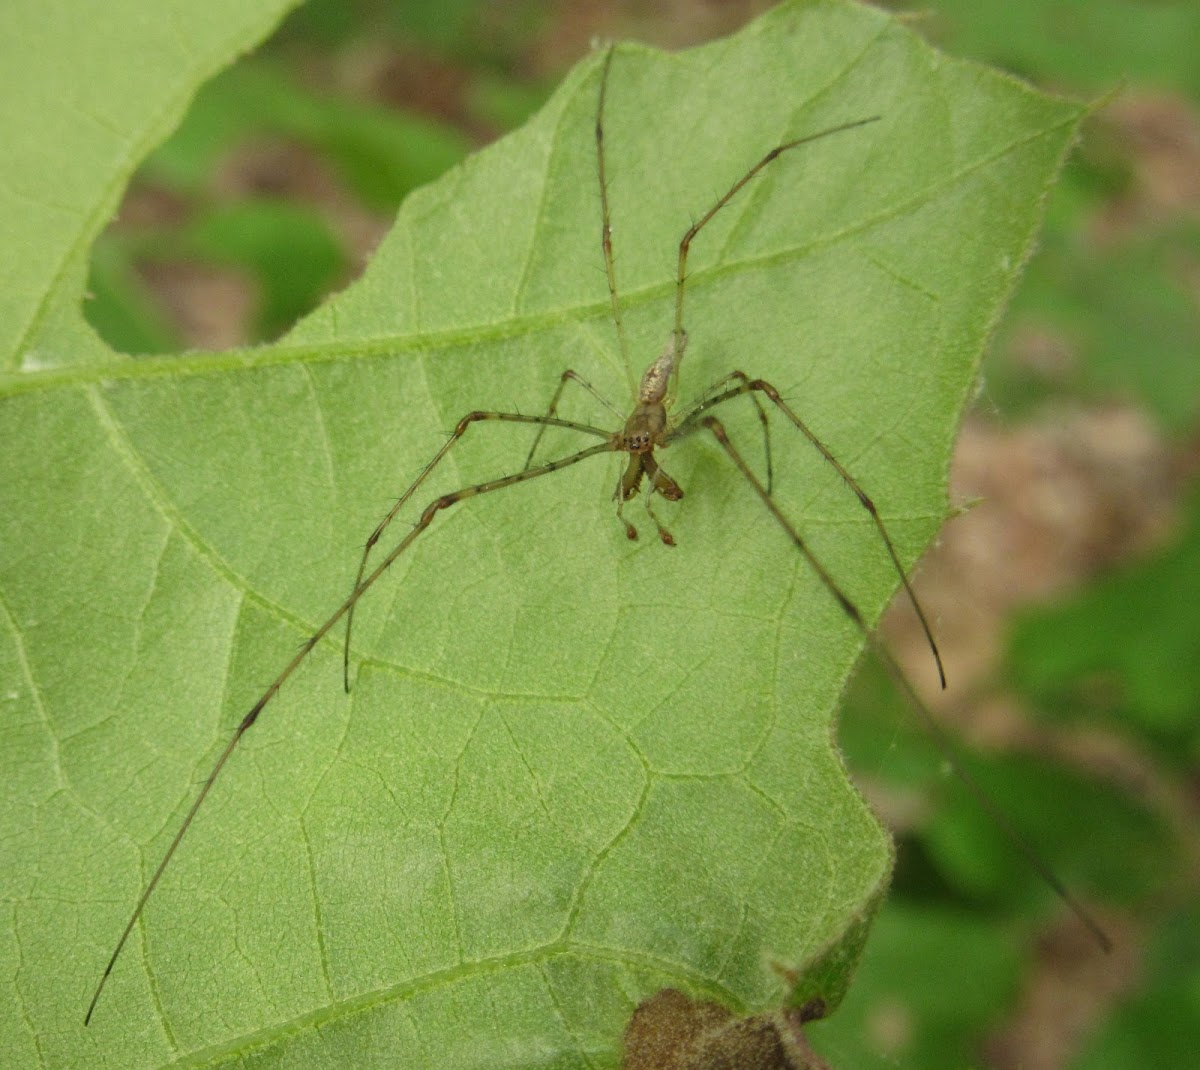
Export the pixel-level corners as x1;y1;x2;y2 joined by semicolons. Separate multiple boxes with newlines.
85;56;472;352
911;0;1200;95
810;902;1022;1069
899;0;1200;430
1010;488;1200;754
990;193;1200;431
154;62;471;209
837;2;1200;1067
1076;906;1200;1068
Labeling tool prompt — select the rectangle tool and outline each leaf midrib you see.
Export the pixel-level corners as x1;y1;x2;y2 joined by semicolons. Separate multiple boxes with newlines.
1;111;1075;403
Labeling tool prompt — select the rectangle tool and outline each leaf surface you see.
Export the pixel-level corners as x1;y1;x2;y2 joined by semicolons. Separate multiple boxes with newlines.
0;1;1083;1066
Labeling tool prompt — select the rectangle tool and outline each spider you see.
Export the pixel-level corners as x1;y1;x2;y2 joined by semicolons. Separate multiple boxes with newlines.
86;43;1106;1026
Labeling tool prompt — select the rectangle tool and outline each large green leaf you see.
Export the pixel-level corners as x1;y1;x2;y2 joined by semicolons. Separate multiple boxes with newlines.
0;1;1083;1066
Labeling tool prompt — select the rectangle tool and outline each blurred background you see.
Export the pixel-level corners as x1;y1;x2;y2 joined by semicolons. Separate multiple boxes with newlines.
83;1;1200;1067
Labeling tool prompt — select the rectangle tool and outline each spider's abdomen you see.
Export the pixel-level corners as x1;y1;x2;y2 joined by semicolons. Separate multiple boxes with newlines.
637;330;687;404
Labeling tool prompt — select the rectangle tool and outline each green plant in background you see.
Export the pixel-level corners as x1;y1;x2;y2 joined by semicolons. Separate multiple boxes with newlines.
825;2;1200;1068
5;1;1196;1068
86;58;474;353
